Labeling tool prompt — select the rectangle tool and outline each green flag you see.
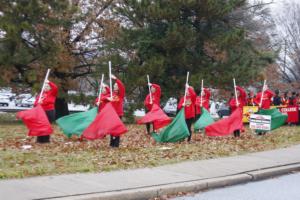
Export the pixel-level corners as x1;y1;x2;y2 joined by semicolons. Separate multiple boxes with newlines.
152;108;190;143
56;107;98;138
256;108;287;132
194;107;214;132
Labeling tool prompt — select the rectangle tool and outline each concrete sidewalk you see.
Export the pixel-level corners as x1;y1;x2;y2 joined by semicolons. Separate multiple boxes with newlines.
1;145;300;200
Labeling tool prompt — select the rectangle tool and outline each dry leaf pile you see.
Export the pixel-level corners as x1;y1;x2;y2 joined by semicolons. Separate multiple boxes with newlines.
1;124;300;179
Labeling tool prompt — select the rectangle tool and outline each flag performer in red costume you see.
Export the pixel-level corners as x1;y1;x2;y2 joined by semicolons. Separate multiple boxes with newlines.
106;61;126;147
94;75;110;112
178;72;197;142
32;69;58;143
144;75;162;134
195;79;211;120
254;80;275;110
228;79;246;137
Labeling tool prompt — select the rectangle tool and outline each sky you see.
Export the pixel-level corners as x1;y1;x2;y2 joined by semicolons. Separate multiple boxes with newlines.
265;0;300;14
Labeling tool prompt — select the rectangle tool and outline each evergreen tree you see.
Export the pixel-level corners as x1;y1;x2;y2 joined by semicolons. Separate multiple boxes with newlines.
0;0;75;88
112;0;274;101
0;0;118;117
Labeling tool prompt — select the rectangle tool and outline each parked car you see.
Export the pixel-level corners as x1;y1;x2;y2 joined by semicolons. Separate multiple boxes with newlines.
68;102;90;112
15;94;35;107
0;95;10;107
163;97;178;116
0;90;15;100
20;96;35;107
210;100;230;119
133;109;145;117
217;101;231;118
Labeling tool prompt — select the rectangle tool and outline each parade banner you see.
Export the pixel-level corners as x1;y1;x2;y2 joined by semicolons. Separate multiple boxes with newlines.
279;106;299;123
249;114;271;131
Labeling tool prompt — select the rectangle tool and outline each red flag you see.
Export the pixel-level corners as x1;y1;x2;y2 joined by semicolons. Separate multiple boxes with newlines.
137;104;171;130
205;108;243;137
83;103;127;140
16;105;53;136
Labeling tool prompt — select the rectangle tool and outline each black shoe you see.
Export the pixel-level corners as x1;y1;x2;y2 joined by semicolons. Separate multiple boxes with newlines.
36;135;50;143
110;136;114;147
257;132;265;136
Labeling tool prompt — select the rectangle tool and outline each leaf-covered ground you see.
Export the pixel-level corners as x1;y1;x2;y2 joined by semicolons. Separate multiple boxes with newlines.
1;123;300;179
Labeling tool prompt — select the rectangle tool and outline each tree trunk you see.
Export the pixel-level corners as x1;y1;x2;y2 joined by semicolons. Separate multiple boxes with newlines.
55;97;69;119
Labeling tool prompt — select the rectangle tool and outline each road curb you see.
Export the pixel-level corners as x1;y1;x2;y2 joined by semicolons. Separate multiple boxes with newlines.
247;163;300;181
49;163;300;200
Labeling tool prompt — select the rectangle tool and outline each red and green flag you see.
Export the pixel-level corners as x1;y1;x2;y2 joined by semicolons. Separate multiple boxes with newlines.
56;107;98;138
152;108;189;143
137;104;171;130
194;107;214;131
205;108;243;137
83;103;127;140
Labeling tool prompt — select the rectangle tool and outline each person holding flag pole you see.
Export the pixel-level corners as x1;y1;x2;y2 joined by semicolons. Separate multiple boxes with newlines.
106;61;126;148
254;81;283;135
229;78;246;137
178;72;197;142
253;80;275;135
94;74;110;112
229;79;247;112
195;79;211;121
260;80;267;108
144;75;161;134
33;69;58;143
200;79;204;108
254;80;275;110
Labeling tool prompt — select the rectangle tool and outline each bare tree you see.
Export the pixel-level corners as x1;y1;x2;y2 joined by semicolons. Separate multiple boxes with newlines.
229;0;275;47
273;1;300;82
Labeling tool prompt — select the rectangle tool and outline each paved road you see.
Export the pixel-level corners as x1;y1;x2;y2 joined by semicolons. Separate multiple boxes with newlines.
173;173;300;200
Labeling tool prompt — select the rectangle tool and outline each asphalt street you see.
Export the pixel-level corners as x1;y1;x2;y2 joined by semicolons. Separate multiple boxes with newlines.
173;173;300;200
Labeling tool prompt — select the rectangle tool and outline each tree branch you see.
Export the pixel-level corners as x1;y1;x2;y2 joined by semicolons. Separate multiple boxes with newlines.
71;0;114;44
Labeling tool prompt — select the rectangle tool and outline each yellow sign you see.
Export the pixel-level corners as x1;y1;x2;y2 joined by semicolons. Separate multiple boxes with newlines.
243;106;259;123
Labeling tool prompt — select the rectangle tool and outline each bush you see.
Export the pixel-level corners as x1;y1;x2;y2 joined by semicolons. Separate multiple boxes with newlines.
0;112;21;124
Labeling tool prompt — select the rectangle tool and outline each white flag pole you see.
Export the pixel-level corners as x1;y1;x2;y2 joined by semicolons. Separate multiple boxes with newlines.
200;79;204;107
183;71;190;106
233;78;239;107
109;61;113;98
259;80;267;108
147;75;153;104
38;69;51;104
97;74;104;105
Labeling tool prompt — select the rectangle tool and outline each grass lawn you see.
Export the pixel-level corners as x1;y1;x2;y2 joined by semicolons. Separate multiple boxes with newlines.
1;122;300;179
